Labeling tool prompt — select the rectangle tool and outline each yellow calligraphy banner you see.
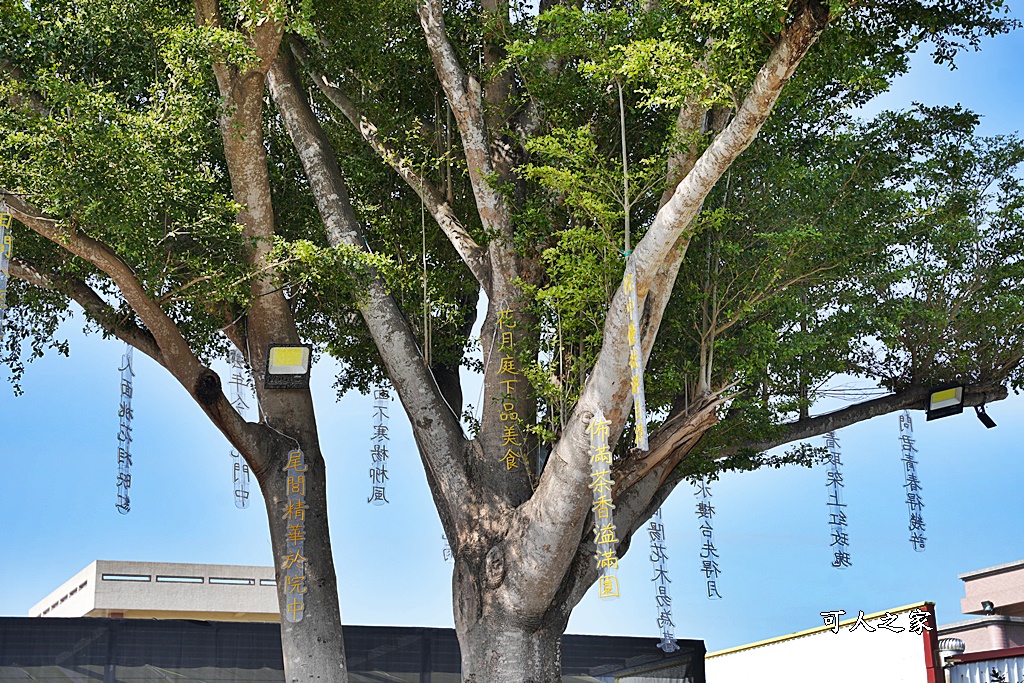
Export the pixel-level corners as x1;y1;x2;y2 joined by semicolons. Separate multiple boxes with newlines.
622;261;649;450
588;411;620;599
283;449;308;621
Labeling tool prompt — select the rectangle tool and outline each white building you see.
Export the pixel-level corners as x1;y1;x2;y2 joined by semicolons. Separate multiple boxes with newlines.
29;560;279;622
700;602;944;683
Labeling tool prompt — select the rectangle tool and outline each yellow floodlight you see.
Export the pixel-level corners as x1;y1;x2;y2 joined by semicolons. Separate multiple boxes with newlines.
925;385;963;421
265;345;312;389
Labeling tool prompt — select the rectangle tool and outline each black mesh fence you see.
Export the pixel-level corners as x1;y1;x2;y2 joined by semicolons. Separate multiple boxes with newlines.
0;618;704;682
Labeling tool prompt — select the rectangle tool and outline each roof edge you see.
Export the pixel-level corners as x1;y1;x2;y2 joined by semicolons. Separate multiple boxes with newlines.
958;559;1024;582
948;645;1024;664
939;615;1024;632
706;602;930;659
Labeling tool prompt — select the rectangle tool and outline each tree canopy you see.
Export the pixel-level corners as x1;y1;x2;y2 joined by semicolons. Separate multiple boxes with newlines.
2;0;1021;680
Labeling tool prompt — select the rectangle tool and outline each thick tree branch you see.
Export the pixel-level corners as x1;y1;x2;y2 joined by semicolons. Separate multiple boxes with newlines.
501;1;832;616
565;378;1011;608
558;379;1013;613
659;105;731;209
613;391;727;496
632;3;829;286
417;0;512;249
0;59;49;116
552;409;718;619
291;42;492;290
9;257;165;365
2;193;257;455
266;49;472;510
194;0;294;391
721;382;1009;458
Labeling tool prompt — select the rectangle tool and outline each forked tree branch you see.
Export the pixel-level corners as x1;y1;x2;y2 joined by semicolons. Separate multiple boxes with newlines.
266;49;472;509
417;0;512;246
0;59;49;116
502;1;832;617
558;376;1011;615
291;41;492;291
9;257;165;365
2;193;257;454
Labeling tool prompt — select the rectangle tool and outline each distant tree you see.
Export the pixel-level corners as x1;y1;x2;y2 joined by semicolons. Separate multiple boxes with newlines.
2;0;1022;681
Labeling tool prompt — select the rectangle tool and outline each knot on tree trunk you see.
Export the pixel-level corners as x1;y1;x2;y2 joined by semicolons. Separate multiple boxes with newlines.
195;368;223;407
484;544;506;589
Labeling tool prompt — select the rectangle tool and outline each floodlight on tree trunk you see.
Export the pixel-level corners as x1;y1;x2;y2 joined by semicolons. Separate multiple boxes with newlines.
265;345;312;390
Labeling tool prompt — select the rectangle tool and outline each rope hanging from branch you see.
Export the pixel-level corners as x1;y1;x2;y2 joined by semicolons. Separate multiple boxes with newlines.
422;199;431;368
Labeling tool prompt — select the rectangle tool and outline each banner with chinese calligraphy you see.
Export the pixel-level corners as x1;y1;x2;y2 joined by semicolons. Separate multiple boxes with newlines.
695;477;722;599
622;261;649;450
824;431;851;568
496;308;523;470
283;449;308;622
369;384;392;505
116;344;134;514
0;210;12;330
227;350;251;509
648;508;679;652
588;411;620;599
899;411;926;551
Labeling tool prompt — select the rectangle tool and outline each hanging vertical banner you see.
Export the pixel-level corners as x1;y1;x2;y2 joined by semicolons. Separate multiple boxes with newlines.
115;344;134;515
369;385;392;505
899;411;926;551
588;412;620;599
695;477;722;599
824;431;852;568
282;448;307;622
0;209;12;329
496;308;523;470
622;261;649;450
648;508;679;652
228;350;251;509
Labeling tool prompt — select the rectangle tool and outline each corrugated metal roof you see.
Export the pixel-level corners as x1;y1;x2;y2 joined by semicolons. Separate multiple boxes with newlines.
948;654;1024;683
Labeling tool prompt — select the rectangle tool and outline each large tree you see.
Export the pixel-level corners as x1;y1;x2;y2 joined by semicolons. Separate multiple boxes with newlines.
2;0;1022;681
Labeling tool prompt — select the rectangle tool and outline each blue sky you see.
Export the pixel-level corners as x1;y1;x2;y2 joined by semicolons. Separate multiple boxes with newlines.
1;4;1023;654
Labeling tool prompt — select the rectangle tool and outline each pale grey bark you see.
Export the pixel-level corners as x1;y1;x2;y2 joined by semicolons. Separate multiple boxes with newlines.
3;184;354;683
192;4;350;681
3;195;252;444
416;0;513;254
367;3;839;681
291;41;492;291
505;3;832;622
266;49;472;515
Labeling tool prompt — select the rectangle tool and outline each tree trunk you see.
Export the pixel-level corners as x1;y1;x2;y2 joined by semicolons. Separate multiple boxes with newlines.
255;433;348;683
453;562;565;683
457;621;563;683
